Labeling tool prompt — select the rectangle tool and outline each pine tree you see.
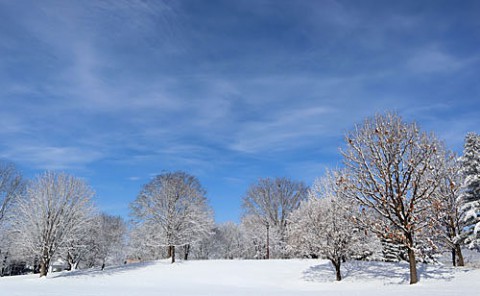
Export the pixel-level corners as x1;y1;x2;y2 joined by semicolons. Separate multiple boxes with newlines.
458;132;480;249
380;237;406;262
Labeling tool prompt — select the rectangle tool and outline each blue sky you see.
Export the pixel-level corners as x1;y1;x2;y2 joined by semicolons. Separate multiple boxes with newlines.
0;0;479;222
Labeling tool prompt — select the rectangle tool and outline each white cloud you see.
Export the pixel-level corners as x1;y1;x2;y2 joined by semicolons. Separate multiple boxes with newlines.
0;144;104;170
1;0;478;179
407;47;469;74
230;107;334;153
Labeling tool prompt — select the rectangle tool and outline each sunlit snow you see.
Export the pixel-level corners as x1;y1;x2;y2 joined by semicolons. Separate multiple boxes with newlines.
2;259;479;296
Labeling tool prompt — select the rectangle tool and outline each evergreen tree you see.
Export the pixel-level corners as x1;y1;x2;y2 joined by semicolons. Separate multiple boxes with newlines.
458;132;480;249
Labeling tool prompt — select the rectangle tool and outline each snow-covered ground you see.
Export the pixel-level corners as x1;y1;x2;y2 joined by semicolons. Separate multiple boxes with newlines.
1;259;479;296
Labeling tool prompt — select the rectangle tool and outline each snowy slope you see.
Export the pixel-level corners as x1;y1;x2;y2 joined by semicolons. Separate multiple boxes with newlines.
1;259;479;296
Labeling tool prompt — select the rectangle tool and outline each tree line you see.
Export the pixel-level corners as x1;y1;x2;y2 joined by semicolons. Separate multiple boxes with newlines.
0;112;479;285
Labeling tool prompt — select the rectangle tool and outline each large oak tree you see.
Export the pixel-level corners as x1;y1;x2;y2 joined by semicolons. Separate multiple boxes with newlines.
341;113;444;284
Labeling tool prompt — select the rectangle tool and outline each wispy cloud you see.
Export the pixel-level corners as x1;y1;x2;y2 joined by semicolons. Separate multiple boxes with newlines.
230;107;334;153
0;1;479;221
0;144;103;170
406;47;474;74
0;0;185;170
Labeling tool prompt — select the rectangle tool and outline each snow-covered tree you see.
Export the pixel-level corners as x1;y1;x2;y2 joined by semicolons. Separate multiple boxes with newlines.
86;213;128;269
63;220;98;270
213;222;248;259
191;222;247;260
65;213;127;270
430;152;464;266
242;177;307;259
288;171;376;281
458;132;480;250
127;223;166;262
240;214;270;259
341;112;444;284
12;171;95;277
130;171;214;263
0;228;20;276
0;162;27;276
0;161;24;225
379;236;406;262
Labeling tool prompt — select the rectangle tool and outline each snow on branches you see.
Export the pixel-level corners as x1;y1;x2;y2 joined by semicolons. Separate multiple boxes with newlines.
458;132;480;250
242;177;308;259
130;171;214;263
12;171;95;277
341;113;445;284
288;170;377;281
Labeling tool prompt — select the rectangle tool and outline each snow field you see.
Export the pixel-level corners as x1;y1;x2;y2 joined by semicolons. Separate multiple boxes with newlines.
1;259;479;296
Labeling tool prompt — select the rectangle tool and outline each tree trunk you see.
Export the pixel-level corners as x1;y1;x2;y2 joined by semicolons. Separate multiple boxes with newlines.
40;259;50;277
40;248;50;277
184;244;190;261
451;248;456;267
171;246;175;264
1;250;7;277
266;224;270;260
404;231;418;284
331;259;342;281
66;252;73;271
33;256;40;274
407;247;418;284
455;243;464;267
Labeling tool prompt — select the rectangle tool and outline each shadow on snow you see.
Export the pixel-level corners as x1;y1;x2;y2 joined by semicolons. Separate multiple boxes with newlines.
303;260;455;284
51;261;159;279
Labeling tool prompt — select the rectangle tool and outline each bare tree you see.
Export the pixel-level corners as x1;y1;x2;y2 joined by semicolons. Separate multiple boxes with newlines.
0;161;24;225
430;152;464;266
181;222;246;260
341;113;444;284
127;223;166;262
12;171;95;277
289;170;376;281
242;177;307;259
0;161;25;276
64;222;97;270
96;213;127;269
213;222;248;259
130;171;214;263
240;215;270;259
60;213;127;270
75;213;128;269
